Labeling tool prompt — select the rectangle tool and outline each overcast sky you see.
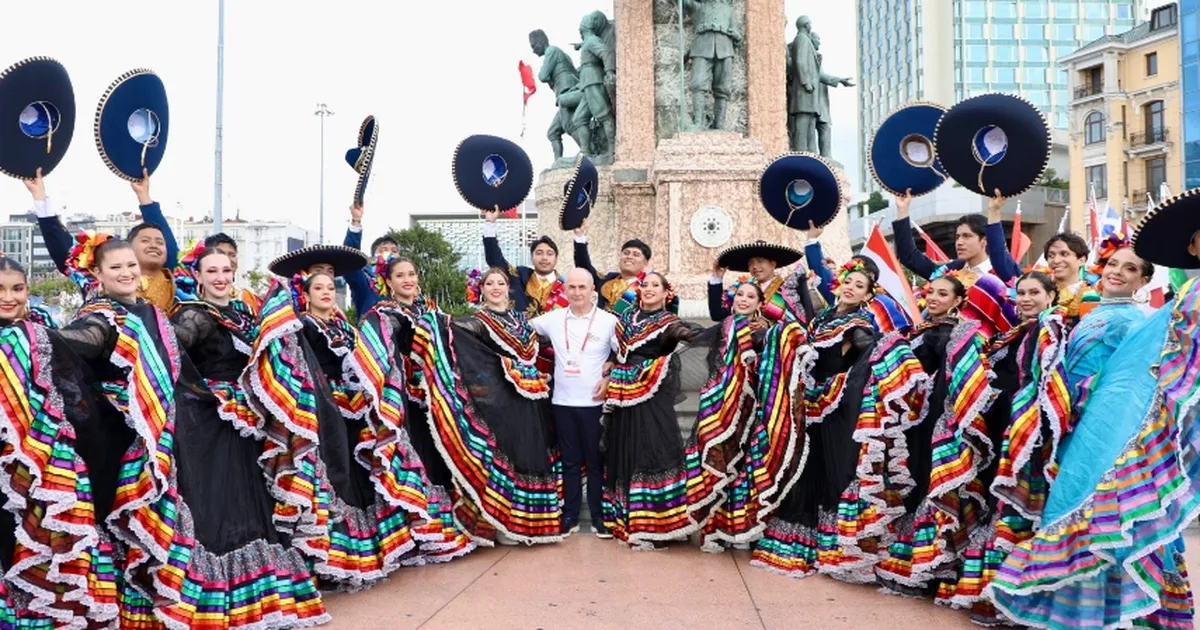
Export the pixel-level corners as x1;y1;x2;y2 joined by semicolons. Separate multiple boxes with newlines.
1;2;889;240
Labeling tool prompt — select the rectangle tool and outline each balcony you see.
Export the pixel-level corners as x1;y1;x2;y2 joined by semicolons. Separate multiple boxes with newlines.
1074;83;1103;100
1127;128;1170;157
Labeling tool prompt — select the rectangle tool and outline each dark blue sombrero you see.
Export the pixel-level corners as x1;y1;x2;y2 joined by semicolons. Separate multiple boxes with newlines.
559;154;597;230
452;134;533;212
934;93;1050;197
717;240;803;272
95;69;169;181
1133;189;1200;269
345;115;378;206
869;102;949;197
758;153;844;230
268;244;369;278
0;57;75;180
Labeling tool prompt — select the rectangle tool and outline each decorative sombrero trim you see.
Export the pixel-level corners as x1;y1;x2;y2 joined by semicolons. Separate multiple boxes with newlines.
351;116;378;204
1133;187;1200;268
0;56;71;181
932;92;1051;198
558;154;598;229
754;151;849;230
93;68;161;182
716;241;804;271
867;100;949;198
450;135;533;211
357;115;376;146
267;244;369;278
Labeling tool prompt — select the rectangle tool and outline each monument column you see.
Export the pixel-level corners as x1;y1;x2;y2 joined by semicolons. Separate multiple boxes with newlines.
745;0;787;155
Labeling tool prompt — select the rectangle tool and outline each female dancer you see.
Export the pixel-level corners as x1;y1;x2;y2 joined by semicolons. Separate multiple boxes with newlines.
358;255;473;559
411;267;563;545
0;254;118;628
752;261;924;582
875;270;996;596
244;245;444;590
689;281;813;552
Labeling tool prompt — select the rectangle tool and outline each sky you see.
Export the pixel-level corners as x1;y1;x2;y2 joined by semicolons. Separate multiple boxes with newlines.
0;2;858;241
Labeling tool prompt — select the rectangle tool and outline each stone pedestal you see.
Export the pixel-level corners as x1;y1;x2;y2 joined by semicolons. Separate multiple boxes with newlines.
535;165;618;275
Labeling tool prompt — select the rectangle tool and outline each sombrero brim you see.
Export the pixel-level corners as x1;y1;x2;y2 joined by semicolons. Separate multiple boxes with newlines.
268;245;369;278
345;115;377;206
717;242;803;272
869;101;949;197
0;57;76;180
452;134;533;211
559;154;597;231
95;69;169;181
934;93;1049;198
1134;189;1200;269
757;153;844;230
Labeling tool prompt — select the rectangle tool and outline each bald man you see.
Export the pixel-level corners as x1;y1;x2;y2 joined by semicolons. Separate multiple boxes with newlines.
531;268;618;538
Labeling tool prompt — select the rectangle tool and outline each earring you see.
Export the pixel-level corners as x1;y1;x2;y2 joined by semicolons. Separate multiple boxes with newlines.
949;305;962;319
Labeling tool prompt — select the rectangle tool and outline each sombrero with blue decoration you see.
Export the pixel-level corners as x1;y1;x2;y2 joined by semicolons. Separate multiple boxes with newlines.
452;134;533;212
717;240;803;272
757;153;845;230
559;154;597;230
346;115;377;206
95;69;169;181
869;102;949;197
933;93;1049;198
0;57;76;180
1133;188;1200;269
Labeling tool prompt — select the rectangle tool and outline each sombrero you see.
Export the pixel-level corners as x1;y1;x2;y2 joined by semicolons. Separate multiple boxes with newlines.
0;57;76;180
869;101;949;197
758;153;845;230
95;69;169;181
345;115;378;206
452;134;533;211
717;240;803;272
1133;188;1200;269
268;244;369;278
934;93;1050;197
559;154;597;230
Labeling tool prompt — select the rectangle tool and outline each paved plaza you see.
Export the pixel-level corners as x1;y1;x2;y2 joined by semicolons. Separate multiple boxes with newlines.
320;531;1200;629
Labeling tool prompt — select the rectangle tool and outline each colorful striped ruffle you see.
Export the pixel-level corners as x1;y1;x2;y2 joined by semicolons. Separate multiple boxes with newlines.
602;450;702;548
986;280;1200;629
205;379;265;439
411;312;563;545
751;506;884;582
607;356;672;408
0;322;119;626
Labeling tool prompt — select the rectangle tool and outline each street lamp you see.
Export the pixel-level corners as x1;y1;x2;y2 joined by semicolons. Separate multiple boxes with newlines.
213;0;225;232
314;103;334;243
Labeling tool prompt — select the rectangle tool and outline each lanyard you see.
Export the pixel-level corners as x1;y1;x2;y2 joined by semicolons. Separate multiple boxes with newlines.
564;309;598;355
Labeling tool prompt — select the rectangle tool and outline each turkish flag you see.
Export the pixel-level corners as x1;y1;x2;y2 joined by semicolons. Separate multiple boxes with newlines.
501;207;519;219
519;61;537;105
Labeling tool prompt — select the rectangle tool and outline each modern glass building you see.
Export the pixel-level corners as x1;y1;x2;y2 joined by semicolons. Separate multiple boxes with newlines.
1183;0;1200;188
857;0;1141;191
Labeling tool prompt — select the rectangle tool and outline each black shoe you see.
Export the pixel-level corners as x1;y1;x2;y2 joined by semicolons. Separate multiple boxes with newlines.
591;524;613;540
561;520;580;536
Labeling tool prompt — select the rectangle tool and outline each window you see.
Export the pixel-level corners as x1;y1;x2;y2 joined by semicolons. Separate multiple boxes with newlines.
1054;2;1078;19
1147;157;1167;194
994;67;1016;83
1025;1;1048;18
1085;4;1108;19
1086;164;1108;198
1146;100;1166;136
1056;110;1070;130
1083;25;1106;41
1147;52;1159;76
967;45;988;61
993;2;1017;18
1085;111;1106;144
1028;90;1051;107
963;1;986;17
967;67;986;83
1024;67;1047;84
1027;46;1049;62
1055;45;1078;59
992;23;1015;40
1054;24;1076;41
1023;24;1047;40
1151;4;1179;30
1116;5;1133;20
964;22;984;39
994;45;1019;62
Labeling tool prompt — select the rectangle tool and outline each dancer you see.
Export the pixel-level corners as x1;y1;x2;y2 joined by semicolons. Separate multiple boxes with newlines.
709;241;815;323
483;207;568;316
203;232;264;314
892;188;998;279
574;221;654;313
344;203;401;316
412;267;564;545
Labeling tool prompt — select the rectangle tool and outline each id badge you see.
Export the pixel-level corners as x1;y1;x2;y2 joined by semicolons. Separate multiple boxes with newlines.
563;354;582;377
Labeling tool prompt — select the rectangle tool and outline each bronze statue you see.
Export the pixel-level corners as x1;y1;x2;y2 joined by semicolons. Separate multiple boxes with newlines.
811;31;853;157
679;0;741;130
575;11;617;161
787;16;851;155
529;29;586;161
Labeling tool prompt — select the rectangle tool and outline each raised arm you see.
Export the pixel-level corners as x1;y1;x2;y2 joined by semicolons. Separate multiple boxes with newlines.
133;169;178;268
572;222;603;290
891;190;938;280
707;260;731;321
482;207;515;273
985;190;1023;282
805;222;836;305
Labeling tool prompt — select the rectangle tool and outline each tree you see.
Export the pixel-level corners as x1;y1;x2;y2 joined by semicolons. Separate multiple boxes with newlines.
1036;168;1069;190
244;269;271;294
858;191;889;215
384;224;470;314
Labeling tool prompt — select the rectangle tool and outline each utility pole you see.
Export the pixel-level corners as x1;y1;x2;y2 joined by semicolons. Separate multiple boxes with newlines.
314;103;334;243
213;0;225;232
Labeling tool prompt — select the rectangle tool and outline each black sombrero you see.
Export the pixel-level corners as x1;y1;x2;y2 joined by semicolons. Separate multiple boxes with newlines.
95;69;169;181
559;154;597;230
717;240;803;272
452;134;533;212
934;93;1050;197
0;57;76;180
869;102;949;197
1133;189;1200;269
268;244;369;278
758;153;845;230
345;115;378;206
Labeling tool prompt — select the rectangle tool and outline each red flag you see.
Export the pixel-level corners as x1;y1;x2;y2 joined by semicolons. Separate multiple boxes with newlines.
1087;185;1100;248
519;61;537;105
864;224;923;323
501;207;519;219
913;223;952;264
1010;203;1030;260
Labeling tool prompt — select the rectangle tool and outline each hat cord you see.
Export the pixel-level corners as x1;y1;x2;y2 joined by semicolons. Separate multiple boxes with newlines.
38;103;53;155
140;139;151;168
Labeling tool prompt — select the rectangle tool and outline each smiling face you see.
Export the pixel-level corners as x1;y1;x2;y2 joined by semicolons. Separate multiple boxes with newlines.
374;241;399;257
387;260;419;302
0;269;29;321
532;242;558;275
747;256;777;284
481;271;510;310
132;227;167;269
732;283;762;315
639;273;669;310
1101;248;1149;299
838;271;872;308
924;277;963;319
305;273;337;316
1015;278;1054;319
1045;239;1083;285
565;268;594;310
197;253;234;301
620;246;648;276
95;247;141;301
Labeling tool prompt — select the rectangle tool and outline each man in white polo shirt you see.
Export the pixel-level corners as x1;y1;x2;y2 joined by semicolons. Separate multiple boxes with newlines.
531;268;618;538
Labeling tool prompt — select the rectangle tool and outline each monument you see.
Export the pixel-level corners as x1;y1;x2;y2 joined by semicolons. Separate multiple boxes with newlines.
787;16;854;156
533;1;852;316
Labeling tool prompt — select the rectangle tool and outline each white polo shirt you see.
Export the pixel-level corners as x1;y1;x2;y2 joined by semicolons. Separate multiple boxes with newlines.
531;305;619;407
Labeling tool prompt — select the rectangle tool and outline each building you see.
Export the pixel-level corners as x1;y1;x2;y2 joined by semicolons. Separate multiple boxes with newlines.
1061;2;1180;233
410;206;541;272
856;0;1141;193
1181;0;1200;188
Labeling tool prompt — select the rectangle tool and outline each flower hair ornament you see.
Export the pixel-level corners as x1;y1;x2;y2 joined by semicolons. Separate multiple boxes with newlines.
831;259;879;294
65;230;115;297
173;239;206;302
1088;231;1133;278
930;265;981;290
370;252;395;298
722;274;753;313
465;268;484;306
288;270;312;312
635;273;679;314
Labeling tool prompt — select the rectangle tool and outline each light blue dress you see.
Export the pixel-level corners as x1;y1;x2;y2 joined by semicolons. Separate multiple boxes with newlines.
1062;299;1147;419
